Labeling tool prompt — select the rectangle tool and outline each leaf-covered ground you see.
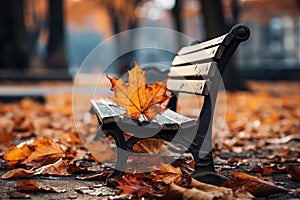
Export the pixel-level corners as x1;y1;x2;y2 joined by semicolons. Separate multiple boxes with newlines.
0;81;300;199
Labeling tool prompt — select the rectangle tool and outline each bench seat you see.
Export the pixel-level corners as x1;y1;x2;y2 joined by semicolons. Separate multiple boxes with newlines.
91;98;197;131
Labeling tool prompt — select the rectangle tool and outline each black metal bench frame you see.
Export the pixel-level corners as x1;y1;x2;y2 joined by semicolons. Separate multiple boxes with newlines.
90;24;250;186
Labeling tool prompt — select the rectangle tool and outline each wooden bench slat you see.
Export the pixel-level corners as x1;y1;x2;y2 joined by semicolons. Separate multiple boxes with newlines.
167;79;209;95
172;46;225;66
178;33;233;55
91;99;126;124
161;109;194;124
155;113;178;124
168;62;216;78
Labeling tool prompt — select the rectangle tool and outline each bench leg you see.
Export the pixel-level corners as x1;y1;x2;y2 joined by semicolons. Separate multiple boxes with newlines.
106;148;130;187
191;150;227;186
189;128;228;186
100;127;130;187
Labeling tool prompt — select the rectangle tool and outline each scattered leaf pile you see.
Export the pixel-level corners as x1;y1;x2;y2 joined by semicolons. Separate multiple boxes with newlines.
213;82;300;183
0;81;299;199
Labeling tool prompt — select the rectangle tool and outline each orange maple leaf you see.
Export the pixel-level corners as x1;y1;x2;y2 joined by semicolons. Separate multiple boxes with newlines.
3;137;64;168
107;61;171;120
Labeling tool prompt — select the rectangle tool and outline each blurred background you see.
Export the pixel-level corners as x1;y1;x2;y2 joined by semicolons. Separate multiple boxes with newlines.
1;0;300;87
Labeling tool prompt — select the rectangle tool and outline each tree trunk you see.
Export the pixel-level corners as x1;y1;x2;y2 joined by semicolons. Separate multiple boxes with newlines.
199;0;247;91
0;0;32;70
200;0;227;39
103;0;139;76
46;0;68;74
172;0;184;48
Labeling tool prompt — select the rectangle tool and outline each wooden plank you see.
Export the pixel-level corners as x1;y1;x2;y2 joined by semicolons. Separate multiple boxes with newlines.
161;109;195;124
156;109;197;129
172;46;225;66
90;99;126;124
168;62;217;78
178;33;233;55
167;79;209;95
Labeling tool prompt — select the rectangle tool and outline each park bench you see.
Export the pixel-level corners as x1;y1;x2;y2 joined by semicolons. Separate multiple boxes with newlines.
90;24;250;186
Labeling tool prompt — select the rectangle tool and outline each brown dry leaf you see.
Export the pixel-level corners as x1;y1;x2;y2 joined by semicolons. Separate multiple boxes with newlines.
8;191;31;199
0;132;14;146
2;159;70;178
164;183;216;200
116;173;153;198
15;180;65;193
266;134;297;144
262;165;287;175
133;138;165;153
22;137;65;168
233;187;255;199
189;178;233;199
60;131;82;145
222;171;288;197
3;144;32;167
0;117;14;134
4;137;65;168
189;178;232;198
287;165;300;179
151;163;183;185
107;61;171;120
2;168;35;179
249;164;287;175
294;188;300;197
35;158;70;176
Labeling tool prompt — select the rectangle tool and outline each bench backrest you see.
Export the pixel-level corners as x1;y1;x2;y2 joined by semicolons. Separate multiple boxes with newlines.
166;24;250;96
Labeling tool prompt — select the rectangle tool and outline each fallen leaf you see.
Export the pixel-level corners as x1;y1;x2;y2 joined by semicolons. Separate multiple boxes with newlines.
151;163;184;185
294;188;300;197
0;117;14;134
2;168;35;179
133;138;165;153
164;183;216;200
8;191;31;199
34;158;70;176
266;135;297;144
248;164;287;175
233;187;255;199
60;131;82;144
287;165;300;179
15;180;65;193
0;132;14;146
3;144;32;167
22;137;65;168
108;61;171;120
116;173;153;198
222;172;288;197
189;178;233;198
3;137;65;168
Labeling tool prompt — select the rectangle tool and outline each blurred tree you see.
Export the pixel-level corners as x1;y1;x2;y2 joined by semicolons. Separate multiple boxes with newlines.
102;0;139;34
296;0;300;11
172;0;184;48
199;0;247;90
101;0;139;76
0;0;33;70
24;0;45;48
46;0;68;74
